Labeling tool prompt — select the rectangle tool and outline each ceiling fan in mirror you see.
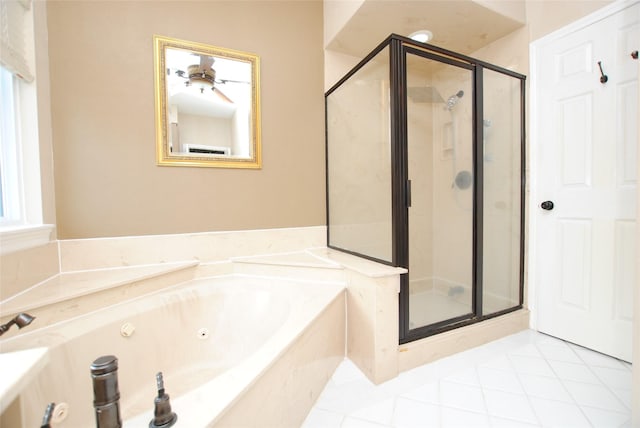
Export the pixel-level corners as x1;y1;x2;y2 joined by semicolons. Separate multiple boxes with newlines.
154;34;262;168
173;54;249;98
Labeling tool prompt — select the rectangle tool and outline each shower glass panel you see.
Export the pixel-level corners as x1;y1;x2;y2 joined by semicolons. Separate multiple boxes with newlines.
482;69;524;314
326;35;526;343
326;47;392;263
406;52;474;329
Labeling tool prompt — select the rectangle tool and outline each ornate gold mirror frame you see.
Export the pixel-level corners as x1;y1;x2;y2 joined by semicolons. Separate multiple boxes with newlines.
154;35;261;168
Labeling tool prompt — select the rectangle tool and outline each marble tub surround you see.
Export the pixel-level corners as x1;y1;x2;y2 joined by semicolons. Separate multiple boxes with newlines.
233;248;342;269
58;226;326;271
234;246;406;279
0;226;324;332
0;347;48;415
0;242;59;300
0;225;533;425
208;289;346;427
234;247;406;385
232;247;406;386
2;276;346;427
0;225;407;401
0;261;198;334
347;269;402;384
304;248;406;384
232;249;345;283
308;247;406;279
302;249;527;385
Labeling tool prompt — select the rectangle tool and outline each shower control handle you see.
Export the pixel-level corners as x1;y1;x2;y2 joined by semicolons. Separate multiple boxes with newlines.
540;200;554;211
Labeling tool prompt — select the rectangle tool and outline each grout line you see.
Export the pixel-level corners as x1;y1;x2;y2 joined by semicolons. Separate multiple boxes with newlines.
305;332;631;428
567;341;632;413
537;336;595;426
503;342;544;427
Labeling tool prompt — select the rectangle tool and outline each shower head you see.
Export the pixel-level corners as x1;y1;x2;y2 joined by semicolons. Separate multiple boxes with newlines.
446;90;464;111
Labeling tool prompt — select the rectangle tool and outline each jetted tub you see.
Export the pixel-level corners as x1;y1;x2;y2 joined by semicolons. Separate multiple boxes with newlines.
0;275;346;427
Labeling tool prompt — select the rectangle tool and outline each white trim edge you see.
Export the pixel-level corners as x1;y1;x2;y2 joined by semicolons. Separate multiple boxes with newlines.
0;224;54;255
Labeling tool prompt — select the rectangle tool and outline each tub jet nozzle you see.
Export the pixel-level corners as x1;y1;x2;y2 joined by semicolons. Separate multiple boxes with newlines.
149;372;177;428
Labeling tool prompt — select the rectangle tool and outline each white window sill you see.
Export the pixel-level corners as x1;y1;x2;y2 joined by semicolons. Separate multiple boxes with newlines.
0;224;55;255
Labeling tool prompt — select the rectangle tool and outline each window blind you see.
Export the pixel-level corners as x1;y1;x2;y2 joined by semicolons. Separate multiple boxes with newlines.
0;0;33;82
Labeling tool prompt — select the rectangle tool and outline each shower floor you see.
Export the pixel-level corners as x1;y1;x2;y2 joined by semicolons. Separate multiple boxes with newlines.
409;289;472;329
410;287;521;329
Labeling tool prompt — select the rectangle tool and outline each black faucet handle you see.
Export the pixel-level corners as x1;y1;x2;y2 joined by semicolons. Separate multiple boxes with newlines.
156;372;165;397
40;402;55;428
150;372;178;428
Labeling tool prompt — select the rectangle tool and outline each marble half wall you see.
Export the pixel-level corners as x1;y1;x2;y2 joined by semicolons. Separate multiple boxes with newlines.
0;243;59;300
58;226;327;271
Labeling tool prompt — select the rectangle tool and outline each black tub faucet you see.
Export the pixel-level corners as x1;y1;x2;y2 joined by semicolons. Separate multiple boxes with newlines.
90;355;122;428
0;312;35;336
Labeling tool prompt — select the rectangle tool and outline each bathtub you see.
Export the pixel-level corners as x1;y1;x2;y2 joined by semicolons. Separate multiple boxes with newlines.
0;275;346;427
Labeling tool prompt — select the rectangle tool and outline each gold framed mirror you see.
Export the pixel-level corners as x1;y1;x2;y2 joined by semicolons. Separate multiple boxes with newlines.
153;35;261;168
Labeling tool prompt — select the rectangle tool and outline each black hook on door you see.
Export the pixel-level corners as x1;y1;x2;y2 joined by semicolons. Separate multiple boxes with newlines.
597;61;608;83
632;50;639;60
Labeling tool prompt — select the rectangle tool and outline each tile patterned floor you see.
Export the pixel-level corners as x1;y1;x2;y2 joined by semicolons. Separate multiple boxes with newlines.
302;330;633;428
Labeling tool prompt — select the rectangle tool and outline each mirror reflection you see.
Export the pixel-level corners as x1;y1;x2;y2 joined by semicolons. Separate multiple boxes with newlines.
154;35;261;168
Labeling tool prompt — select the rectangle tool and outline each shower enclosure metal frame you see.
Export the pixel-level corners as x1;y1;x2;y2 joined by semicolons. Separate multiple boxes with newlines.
325;34;526;344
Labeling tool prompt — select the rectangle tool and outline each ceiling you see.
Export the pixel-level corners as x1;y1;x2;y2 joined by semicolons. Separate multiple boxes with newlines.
326;0;525;58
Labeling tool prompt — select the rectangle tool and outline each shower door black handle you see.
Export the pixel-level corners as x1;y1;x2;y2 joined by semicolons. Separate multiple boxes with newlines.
406;180;412;207
541;200;554;211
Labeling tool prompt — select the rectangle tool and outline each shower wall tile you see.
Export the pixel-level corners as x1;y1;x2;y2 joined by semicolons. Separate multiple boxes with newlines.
58;226;326;271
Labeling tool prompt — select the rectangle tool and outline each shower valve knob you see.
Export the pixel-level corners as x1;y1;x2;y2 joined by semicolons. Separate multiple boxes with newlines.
540;201;554;211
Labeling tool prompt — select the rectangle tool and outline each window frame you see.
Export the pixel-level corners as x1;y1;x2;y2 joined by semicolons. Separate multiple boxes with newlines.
0;1;53;255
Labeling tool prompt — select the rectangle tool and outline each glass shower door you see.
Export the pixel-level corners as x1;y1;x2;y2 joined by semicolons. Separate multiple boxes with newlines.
406;50;475;330
326;35;526;344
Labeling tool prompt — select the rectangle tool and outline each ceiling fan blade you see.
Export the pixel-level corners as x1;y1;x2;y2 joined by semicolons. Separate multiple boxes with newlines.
199;55;215;70
216;78;250;85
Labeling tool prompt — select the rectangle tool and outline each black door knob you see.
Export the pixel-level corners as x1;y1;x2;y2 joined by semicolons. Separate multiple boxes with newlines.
541;201;554;211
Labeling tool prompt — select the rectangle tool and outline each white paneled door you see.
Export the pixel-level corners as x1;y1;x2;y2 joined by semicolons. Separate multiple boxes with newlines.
534;2;639;362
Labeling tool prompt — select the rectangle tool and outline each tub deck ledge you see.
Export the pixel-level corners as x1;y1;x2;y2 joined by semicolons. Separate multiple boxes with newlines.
0;261;199;331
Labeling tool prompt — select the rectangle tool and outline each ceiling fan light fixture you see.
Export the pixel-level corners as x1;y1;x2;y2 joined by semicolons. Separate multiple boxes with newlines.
186;64;216;92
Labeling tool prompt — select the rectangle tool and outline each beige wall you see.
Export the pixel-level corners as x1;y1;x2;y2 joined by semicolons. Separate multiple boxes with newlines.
526;0;614;41
47;1;325;239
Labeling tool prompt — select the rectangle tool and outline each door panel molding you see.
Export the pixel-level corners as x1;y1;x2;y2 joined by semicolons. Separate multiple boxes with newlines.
529;0;638;361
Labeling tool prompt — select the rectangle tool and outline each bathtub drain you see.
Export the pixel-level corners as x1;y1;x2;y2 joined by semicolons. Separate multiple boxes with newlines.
197;328;210;339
